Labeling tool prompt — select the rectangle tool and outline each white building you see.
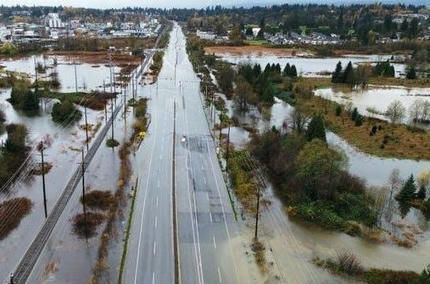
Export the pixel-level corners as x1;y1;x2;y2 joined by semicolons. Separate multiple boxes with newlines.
45;13;64;29
196;30;216;40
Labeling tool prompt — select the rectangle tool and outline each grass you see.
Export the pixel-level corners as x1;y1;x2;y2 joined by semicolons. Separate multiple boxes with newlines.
118;178;139;284
314;252;424;284
0;197;32;240
244;40;269;46
297;94;430;160
368;77;430;88
30;162;53;175
45;91;115;111
72;212;105;238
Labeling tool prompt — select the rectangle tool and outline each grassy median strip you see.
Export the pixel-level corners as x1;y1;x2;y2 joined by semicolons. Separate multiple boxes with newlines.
118;177;139;284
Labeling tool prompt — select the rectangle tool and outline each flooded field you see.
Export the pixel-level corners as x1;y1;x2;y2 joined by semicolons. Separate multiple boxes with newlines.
0;54;120;93
315;86;430;126
213;53;406;77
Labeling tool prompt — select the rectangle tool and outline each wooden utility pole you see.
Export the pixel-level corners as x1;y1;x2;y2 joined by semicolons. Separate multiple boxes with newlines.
81;149;88;241
40;145;48;219
254;185;261;240
111;98;114;140
84;105;89;150
226;124;231;160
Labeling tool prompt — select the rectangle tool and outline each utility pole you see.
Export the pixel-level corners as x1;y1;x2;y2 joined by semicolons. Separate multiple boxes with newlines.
111;97;114;141
226;123;231;160
40;143;48;219
103;80;107;123
254;185;261;240
84;105;89;151
123;86;127;119
81;149;88;241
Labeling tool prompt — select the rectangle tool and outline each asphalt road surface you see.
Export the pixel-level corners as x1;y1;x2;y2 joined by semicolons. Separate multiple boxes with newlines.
123;23;251;284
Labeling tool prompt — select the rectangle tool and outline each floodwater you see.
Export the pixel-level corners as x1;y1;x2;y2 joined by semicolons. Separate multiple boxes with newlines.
315;86;430;126
216;53;406;77
0;53;128;281
0;55;120;93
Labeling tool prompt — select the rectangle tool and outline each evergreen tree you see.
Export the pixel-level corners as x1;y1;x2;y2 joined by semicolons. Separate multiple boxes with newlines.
406;66;417;80
332;61;342;83
253;64;262;78
351;107;358;121
343;61;355;85
283;63;291;77
264;63;271;73
417;185;426;200
396;175;417;204
275;63;281;74
290;65;297;77
306;115;326;142
262;83;274;103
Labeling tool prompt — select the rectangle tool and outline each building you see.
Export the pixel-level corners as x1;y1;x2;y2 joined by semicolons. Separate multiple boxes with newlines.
45;13;64;29
196;30;216;40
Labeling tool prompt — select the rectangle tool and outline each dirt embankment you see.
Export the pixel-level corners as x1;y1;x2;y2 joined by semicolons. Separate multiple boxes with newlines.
45;50;141;66
204;45;313;57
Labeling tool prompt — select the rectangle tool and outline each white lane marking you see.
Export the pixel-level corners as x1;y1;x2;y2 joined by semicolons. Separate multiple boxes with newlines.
156;196;159;207
206;140;240;283
134;99;160;284
153;241;157;256
209;211;213;223
152;272;155;284
206;192;209;201
217;267;222;283
201;164;204;170
159;154;162;160
213;236;217;249
155;216;158;228
203;177;207;185
157;180;160;188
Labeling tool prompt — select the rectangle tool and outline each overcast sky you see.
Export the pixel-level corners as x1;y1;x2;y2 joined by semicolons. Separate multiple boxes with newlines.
1;0;426;9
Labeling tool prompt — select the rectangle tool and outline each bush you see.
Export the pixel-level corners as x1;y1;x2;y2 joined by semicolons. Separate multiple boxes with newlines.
81;190;113;211
0;198;33;240
8;84;40;111
51;99;82;123
106;138;119;148
72;212;105;238
336;251;363;275
335;105;342;116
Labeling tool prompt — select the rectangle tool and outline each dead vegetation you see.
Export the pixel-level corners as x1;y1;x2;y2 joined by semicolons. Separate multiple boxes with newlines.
80;190;114;211
72;212;105;238
30;162;53;175
251;239;267;273
0;197;33;240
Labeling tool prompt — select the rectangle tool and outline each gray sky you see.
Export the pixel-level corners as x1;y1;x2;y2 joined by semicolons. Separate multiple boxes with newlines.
1;0;426;9
1;0;284;9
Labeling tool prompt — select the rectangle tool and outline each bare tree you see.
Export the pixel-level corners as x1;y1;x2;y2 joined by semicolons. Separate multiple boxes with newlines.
409;99;424;125
422;101;430;123
385;168;402;222
385;100;406;124
288;107;309;134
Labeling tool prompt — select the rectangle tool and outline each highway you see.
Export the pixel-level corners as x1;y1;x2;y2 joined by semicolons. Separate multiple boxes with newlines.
123;23;253;283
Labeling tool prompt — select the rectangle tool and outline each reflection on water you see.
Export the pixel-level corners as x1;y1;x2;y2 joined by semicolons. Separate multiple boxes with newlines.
315;86;430;127
217;53;406;77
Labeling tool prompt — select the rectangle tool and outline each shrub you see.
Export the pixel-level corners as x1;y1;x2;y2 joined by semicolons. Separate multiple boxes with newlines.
106;138;119;148
335;105;342;116
0;198;33;240
81;190;113;211
72;212;105;238
336;251;363;275
51;99;82;123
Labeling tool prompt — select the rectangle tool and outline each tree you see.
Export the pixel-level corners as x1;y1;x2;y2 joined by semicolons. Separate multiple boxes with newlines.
296;139;347;200
290;65;297;77
332;61;342;83
409;18;419;38
51;99;82;123
343;61;355;85
385;100;406;124
0;42;18;56
217;64;235;95
406;66;417;80
234;76;256;111
417;185;426;200
289;108;308;134
335;105;342;116
4;124;28;153
306;115;326;142
409;99;424;124
395;175;417;204
283;63;291;77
